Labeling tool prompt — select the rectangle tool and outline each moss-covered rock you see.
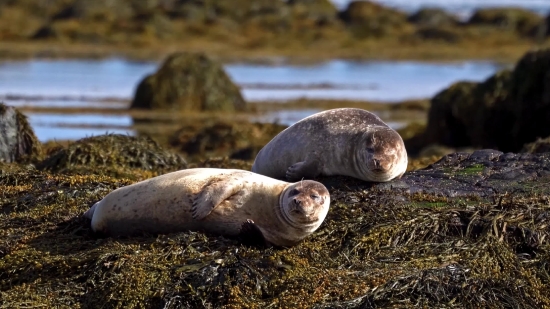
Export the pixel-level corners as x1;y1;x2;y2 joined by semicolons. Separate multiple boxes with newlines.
506;49;550;150
169;119;286;161
467;8;543;36
38;134;187;178
0;103;42;163
339;0;408;38
408;8;459;27
131;52;246;112
409;48;550;154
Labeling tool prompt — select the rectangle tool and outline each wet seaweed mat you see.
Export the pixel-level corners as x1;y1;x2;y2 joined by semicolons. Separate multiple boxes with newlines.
1;153;550;308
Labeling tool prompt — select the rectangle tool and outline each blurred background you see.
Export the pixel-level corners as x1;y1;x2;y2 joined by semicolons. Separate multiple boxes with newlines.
2;0;550;166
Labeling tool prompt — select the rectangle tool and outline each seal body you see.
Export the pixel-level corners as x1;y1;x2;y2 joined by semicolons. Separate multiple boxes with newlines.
84;168;330;247
252;108;408;182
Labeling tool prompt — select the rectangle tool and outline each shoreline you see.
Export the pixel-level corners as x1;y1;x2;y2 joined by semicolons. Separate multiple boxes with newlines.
0;40;546;64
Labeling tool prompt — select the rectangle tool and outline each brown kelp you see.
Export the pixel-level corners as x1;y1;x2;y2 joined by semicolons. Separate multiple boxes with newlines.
1;148;550;308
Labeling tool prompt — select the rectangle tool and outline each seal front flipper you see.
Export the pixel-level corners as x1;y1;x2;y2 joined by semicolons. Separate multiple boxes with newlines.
239;219;269;248
191;178;246;220
286;159;321;181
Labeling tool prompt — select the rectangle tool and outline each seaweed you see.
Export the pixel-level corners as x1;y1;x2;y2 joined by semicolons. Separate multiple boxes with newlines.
37;134;187;180
1;154;550;308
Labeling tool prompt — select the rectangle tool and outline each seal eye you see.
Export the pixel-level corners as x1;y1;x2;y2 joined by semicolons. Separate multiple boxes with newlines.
366;147;375;153
290;189;300;196
310;194;320;200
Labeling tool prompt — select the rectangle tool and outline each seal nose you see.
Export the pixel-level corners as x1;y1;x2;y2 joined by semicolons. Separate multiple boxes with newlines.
293;198;313;217
373;158;380;168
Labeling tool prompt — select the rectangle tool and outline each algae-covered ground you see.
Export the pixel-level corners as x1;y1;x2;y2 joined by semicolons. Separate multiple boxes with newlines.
1;136;549;308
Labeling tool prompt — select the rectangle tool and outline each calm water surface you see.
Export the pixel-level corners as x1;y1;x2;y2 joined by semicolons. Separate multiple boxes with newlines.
0;59;504;102
0;58;505;141
332;0;550;19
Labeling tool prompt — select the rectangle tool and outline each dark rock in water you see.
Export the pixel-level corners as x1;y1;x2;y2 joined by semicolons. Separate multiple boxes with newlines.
522;136;550;153
38;133;187;174
373;150;550;199
130;52;246;112
408;49;550;154
467;8;542;36
408;8;459;27
0;103;41;163
339;0;408;38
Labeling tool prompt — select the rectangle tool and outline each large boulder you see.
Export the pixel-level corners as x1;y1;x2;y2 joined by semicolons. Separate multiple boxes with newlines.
338;0;408;38
0;103;41;163
131;52;246;112
467;8;543;36
506;49;550;150
408;49;550;154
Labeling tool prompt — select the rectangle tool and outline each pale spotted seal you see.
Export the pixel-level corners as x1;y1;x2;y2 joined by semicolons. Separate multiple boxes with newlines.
83;168;330;247
252;108;408;182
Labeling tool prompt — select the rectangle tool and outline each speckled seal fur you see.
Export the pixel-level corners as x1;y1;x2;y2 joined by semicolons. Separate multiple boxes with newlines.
83;168;330;247
252;108;408;182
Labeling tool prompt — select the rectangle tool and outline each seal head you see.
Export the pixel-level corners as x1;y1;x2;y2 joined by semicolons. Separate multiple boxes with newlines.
279;180;330;233
362;127;407;182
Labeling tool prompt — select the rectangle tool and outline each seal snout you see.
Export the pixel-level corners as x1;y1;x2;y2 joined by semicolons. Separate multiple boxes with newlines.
291;197;315;217
369;157;393;173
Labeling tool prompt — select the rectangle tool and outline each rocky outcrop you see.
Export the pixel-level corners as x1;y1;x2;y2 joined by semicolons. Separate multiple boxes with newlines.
376;149;550;198
408;49;550;153
131;52;246;112
0;103;41;163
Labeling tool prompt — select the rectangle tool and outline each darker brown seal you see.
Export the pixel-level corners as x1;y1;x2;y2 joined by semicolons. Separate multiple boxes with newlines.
251;108;408;182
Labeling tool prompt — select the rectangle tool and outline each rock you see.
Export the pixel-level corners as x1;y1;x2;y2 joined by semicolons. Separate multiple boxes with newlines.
38;133;187;174
169;120;286;160
467;8;543;36
521;136;550;153
506;49;550;150
407;49;550;154
407;8;459;27
372;149;550;199
0;103;41;163
130;52;246;112
339;0;408;38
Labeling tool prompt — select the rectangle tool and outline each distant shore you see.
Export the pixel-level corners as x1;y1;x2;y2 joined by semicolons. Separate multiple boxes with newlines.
0;40;546;64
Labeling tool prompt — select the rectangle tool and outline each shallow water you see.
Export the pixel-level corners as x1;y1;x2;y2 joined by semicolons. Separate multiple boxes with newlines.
0;58;503;103
0;58;505;141
26;114;135;142
332;0;550;19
